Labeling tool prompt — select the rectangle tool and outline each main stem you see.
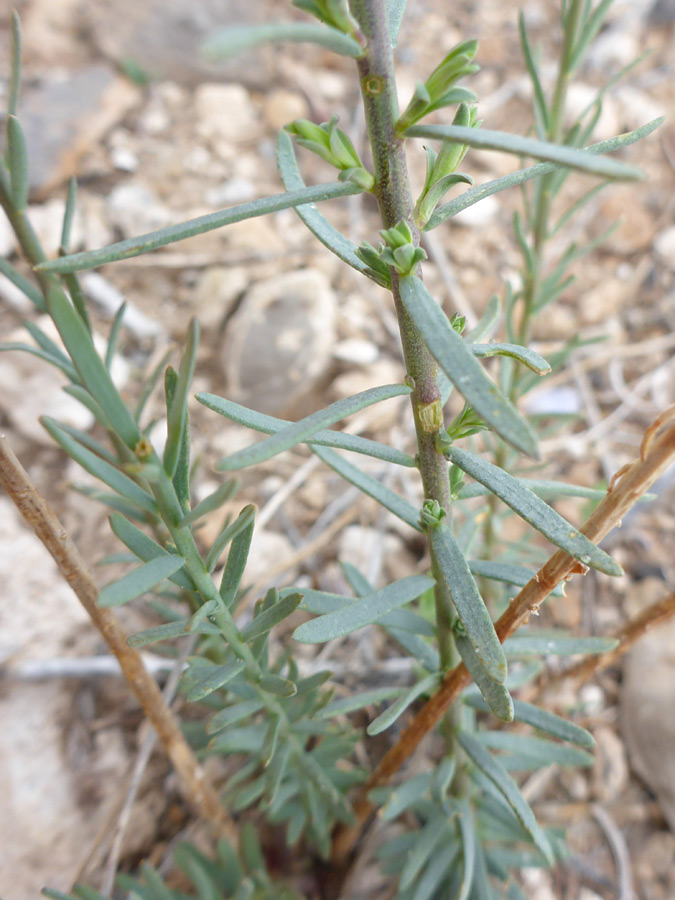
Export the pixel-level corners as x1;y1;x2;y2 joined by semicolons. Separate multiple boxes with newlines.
350;0;454;671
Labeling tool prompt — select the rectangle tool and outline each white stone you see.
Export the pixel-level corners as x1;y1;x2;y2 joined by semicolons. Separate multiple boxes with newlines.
105;182;171;237
654;226;675;266
565;84;620;140
195;83;260;146
332;338;380;365
453;194;499;227
0;209;16;256
194;266;250;329
262;89;309;131
110;145;139;172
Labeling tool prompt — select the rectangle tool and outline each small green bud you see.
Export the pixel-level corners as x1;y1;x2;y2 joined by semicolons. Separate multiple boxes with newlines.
420;498;447;528
286;116;374;188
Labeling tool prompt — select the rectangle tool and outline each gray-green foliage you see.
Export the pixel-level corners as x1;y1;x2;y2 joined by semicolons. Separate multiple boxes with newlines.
0;0;657;897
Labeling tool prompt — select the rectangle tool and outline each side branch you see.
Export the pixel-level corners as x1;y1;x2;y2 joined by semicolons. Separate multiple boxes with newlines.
333;417;675;861
0;435;238;847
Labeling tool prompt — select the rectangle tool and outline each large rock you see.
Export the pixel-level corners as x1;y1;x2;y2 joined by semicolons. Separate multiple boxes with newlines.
221;269;337;416
620;582;675;832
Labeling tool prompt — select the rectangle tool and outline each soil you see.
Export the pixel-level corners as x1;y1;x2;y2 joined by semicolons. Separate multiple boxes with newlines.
0;0;674;898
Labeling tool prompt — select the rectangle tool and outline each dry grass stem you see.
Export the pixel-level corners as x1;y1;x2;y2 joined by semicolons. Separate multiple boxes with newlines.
0;435;238;848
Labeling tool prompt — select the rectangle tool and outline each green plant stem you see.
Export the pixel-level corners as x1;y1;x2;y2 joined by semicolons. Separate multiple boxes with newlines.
518;0;581;344
350;0;455;672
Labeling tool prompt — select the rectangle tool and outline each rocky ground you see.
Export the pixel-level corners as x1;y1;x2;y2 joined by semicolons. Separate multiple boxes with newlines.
0;0;674;897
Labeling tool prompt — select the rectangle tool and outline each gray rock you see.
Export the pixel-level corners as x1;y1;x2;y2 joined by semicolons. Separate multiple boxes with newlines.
221;269;337;416
83;0;280;89
621;596;675;831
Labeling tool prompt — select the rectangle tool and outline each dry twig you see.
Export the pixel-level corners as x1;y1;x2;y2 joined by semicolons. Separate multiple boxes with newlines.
332;416;675;862
0;435;238;848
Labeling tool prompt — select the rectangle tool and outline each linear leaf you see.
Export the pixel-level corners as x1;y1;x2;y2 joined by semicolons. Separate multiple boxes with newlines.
7;116;29;209
518;12;549;135
164;318;198;479
503;631;617;656
399;820;448;891
42;417;156;513
99;555;186;607
456;798;477;900
406;124;643;180
375;772;433;821
198;392;415;467
471;342;550;375
187;659;247;702
427;117;663;229
179;479;239;527
312;444;423;530
207;383;411;471
446;445;622;576
476;732;594;767
7;10;22;117
276;131;369;275
455;632;513;722
467;559;564;598
367;672;441;735
258;674;297;697
459;479;607;501
240;592;302;642
127;620;189;648
316;686;404;720
399;275;538;457
207;504;256;574
207;699;266;735
458;732;554;864
43;284;140;446
430;523;507;684
387;0;407;46
37;183;362;274
202;22;363;60
0;341;79;381
293;574;434;643
109;512;195;591
0;257;45;310
413;844;459;900
466;696;594;748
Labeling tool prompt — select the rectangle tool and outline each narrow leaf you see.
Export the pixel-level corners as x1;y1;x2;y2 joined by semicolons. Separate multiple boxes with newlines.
7;116;29;209
467;559;564;597
109;512;195;591
406;124;643;180
504;631;618;656
293;574;434;643
446;445;622;576
207;699;265;735
311;444;423;530
99;555;186;607
457;732;554;864
466;696;594;748
430;523;507;683
164;318;198;479
376;772;433;821
198;392;415;467
518;12;549;134
60;177;78;252
127;620;189;647
466;294;500;343
240;592;302;642
43;284;140;447
455;632;513;722
37;185;362;274
316;686;405;720
179;479;239;527
7;10;22;117
0;257;45;310
208;383;411;471
209;503;256;576
42;417;156;513
398;275;538;457
456;798;477;900
202;22;363;60
413;844;459;900
0;342;78;381
471;342;550;375
387;0;408;46
476;731;594;767
276;131;369;276
399;820;448;891
258;674;297;697
367;672;441;735
104;302;127;371
459;479;608;501
427;117;664;229
187;659;247;702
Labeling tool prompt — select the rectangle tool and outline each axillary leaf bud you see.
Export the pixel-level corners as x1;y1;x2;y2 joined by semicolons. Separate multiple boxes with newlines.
420;498;447;528
417;398;444;433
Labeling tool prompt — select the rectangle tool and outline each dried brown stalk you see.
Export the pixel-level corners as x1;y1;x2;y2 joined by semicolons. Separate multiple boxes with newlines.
0;434;238;848
332;417;675;862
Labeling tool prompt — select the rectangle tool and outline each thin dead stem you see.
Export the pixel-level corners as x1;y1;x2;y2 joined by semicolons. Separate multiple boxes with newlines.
332;416;675;863
0;434;238;849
